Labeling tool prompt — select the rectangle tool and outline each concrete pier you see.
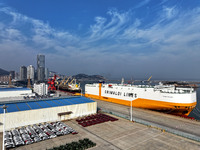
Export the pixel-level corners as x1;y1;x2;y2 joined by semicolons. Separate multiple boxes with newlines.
94;99;200;142
1;99;200;150
1;115;200;150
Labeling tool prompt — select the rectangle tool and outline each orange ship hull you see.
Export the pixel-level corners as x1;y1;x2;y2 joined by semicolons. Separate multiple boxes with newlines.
85;93;196;116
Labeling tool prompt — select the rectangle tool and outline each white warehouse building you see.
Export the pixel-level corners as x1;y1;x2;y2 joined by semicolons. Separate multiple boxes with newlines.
33;83;48;96
0;97;97;132
0;88;35;99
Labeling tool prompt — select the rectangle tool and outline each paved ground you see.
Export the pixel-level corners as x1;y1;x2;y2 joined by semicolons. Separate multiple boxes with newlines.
1;114;200;150
93;99;200;138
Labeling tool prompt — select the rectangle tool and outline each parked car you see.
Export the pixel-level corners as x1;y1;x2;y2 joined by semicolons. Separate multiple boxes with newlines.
5;139;15;148
19;127;28;135
45;123;57;132
26;126;38;138
5;131;12;136
21;134;33;145
12;129;20;136
44;129;57;138
13;136;24;146
33;136;41;142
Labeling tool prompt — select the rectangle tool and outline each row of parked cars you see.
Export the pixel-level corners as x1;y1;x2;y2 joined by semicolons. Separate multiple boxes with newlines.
76;113;119;127
4;121;78;149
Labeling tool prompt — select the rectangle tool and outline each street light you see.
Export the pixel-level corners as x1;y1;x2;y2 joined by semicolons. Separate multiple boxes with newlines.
130;100;133;121
1;105;8;150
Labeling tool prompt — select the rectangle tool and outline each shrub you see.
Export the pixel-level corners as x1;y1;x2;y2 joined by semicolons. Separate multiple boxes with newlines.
47;138;96;150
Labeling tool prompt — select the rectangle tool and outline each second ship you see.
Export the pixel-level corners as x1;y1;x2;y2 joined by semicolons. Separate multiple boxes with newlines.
48;75;81;93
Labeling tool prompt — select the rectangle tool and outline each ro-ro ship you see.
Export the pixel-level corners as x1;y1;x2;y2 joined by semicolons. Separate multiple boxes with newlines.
85;82;197;116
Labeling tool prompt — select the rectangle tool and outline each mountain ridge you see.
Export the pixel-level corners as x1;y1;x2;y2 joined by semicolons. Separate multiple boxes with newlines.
72;73;105;81
0;68;9;76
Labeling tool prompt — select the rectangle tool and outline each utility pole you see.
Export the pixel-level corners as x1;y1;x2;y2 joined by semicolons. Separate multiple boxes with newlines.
130;100;133;121
2;105;8;150
8;75;12;88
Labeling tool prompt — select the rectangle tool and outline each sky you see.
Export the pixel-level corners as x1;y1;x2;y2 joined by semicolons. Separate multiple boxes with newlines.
0;0;200;80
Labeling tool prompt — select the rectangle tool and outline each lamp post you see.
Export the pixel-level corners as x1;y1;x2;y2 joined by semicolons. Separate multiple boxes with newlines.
130;100;133;121
2;105;8;150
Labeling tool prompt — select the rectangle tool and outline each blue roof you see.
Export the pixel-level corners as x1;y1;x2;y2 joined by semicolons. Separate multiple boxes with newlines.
0;87;31;91
0;97;95;114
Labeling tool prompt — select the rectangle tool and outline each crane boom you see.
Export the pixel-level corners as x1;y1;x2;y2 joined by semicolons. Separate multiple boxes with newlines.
64;77;70;85
69;78;74;85
147;75;152;81
59;76;67;86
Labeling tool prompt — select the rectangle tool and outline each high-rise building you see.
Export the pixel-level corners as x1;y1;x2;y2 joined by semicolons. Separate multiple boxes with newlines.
37;54;45;82
20;66;27;81
33;83;48;96
37;67;45;82
15;72;19;80
45;68;49;80
27;65;35;81
9;71;15;80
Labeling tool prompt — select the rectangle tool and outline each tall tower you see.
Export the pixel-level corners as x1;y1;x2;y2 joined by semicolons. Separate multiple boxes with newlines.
27;65;35;82
37;54;45;82
45;68;49;80
20;66;27;81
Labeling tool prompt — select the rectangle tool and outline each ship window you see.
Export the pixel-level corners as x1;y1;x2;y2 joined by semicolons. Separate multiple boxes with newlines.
135;94;137;98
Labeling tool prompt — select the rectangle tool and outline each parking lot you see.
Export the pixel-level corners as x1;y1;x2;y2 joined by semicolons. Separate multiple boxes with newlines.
2;121;77;149
1;113;200;150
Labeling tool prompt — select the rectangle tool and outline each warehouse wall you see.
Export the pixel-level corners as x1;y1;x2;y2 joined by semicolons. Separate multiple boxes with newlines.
0;90;33;98
0;102;97;132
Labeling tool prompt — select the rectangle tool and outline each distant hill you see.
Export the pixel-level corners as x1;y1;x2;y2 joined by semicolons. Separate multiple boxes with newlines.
0;68;9;76
73;74;105;81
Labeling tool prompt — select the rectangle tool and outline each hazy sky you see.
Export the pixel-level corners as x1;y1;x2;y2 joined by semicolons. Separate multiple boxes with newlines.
0;0;200;80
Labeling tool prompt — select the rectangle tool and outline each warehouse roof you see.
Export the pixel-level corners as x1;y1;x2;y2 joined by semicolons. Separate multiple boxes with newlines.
0;97;95;114
0;87;31;91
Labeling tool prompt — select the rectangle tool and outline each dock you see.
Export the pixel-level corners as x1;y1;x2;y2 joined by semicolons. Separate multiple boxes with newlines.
1;98;200;149
1;114;200;150
94;98;200;142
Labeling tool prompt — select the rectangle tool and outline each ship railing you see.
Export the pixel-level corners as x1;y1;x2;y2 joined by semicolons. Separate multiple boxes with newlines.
135;85;153;88
159;90;194;94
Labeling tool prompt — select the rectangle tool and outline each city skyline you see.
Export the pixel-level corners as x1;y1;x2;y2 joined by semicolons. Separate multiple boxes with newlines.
0;0;200;80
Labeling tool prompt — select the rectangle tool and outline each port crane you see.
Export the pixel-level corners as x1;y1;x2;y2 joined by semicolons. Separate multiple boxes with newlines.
68;78;75;85
147;75;152;82
64;77;70;85
47;75;57;91
59;76;67;86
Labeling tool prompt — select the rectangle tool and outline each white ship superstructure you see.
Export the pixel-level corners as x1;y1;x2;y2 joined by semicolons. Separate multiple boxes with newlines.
85;83;197;116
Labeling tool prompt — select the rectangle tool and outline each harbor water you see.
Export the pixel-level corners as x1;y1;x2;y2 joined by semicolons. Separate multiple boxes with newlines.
189;86;200;120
